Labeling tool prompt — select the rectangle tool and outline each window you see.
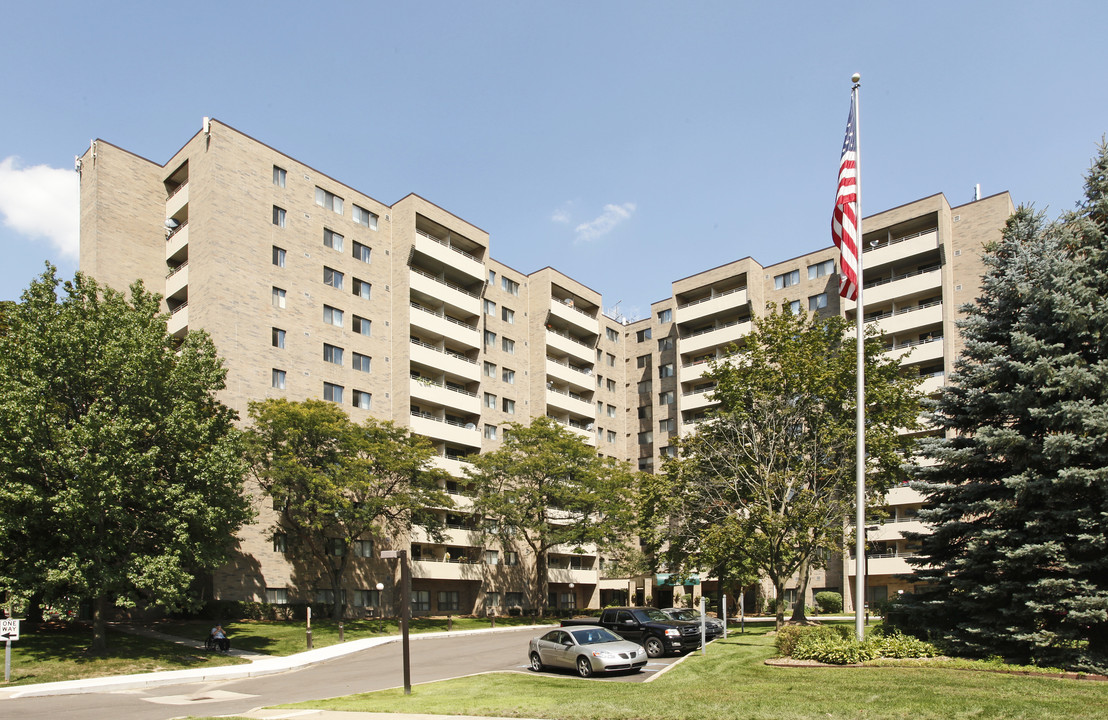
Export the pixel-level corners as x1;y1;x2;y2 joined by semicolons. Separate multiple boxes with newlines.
636;328;652;342
607;379;616;392
323;343;343;366
323;305;343;326
637;381;651;394
808;293;828;311
637;354;650;368
502;368;515;384
659;391;675;405
660;445;676;458
411;590;430;612
638;431;653;444
659;418;675;433
353;278;371;300
488;269;496;285
273;166;286;187
485;592;501;608
485;550;499;566
484;392;497;409
352;315;371;336
502;398;515;414
355;589;380;608
351;539;373;558
324;267;344;289
658;337;673;351
607;430;617;443
483;361;497;378
597;400;604;413
638;457;654;471
658;309;672;323
607;404;616;417
326;538;345;556
352;352;371;373
484;299;496;315
774;269;800;289
322;228;344;252
266;588;289;605
272;369;286;389
789;299;802;314
484;424;497;440
324;382;343;403
502;307;515;324
272;287;286;308
272;533;287;552
352;241;371;263
272;205;286;227
502;337;515;354
606;353;615;367
659;363;675;378
597;375;603;388
484;330;496;347
353;204;378;229
353;390;371;410
606;328;619;342
272;328;285;348
315;187;344;214
501;277;519;295
272;245;286;267
808;259;835;280
505;551;519;566
506;591;524;607
438;590;460;612
638;405;650;419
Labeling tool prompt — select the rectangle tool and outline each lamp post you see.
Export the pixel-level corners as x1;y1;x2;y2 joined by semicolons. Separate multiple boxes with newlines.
568;582;575;612
381;550;411;695
862;525;879;626
375;582;385;634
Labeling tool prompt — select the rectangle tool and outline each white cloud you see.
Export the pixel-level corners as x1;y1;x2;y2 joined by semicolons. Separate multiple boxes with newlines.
574;202;636;243
550;201;574;224
0;157;80;259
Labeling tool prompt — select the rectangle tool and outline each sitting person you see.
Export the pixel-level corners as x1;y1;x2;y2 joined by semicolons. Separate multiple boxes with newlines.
210;624;230;652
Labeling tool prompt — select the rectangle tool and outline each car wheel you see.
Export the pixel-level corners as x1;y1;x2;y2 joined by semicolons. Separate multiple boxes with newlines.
576;656;594;678
529;652;545;672
644;637;665;658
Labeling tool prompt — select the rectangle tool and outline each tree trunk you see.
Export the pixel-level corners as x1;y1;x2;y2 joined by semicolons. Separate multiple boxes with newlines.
91;595;109;654
24;590;45;623
789;559;811;623
774;579;786;630
536;550;548;618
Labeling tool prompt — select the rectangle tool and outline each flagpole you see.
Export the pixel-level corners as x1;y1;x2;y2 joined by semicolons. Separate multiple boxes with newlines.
851;74;867;642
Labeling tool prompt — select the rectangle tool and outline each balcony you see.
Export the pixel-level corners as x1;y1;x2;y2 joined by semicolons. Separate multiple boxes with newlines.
545;356;594;392
865;301;943;337
846;552;920;576
410;377;481;415
429;454;473;480
679;319;752;355
679;358;713;384
165;222;189;261
549;298;599;336
411;559;483;581
410;410;481;448
546;386;595;417
863;228;939;269
410;338;480;382
167;302;188;337
165;261;189;300
675;286;748;326
861;266;942;307
411;525;481;547
414;228;485;283
884;336;944;365
680;386;717;413
919;371;945;395
410;267;481;317
548;568;599;585
165;181;189;220
886;485;927;506
409;302;481;349
545;327;595;365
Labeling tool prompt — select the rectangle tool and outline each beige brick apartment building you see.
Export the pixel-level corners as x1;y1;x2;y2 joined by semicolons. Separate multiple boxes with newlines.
78;119;1012;617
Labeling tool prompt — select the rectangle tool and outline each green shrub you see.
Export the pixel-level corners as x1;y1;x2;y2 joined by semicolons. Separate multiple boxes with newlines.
774;624;851;657
876;631;940;659
774;625;805;656
814;591;843;614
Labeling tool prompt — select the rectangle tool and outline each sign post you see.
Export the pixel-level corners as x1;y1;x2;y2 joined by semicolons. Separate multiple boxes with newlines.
2;618;20;683
381;550;411;695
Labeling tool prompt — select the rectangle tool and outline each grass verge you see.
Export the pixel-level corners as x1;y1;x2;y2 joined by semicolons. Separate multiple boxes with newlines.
1;622;246;687
276;626;1108;720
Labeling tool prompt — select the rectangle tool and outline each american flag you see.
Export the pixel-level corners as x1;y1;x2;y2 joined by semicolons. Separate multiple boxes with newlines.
832;99;859;301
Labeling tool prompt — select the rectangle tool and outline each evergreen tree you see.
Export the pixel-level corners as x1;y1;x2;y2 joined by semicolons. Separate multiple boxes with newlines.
901;142;1108;673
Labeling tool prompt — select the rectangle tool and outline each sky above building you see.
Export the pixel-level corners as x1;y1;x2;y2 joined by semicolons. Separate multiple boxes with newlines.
1;1;1105;319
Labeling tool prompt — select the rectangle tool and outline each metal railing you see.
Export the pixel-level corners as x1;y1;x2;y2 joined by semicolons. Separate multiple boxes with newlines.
863;264;941;290
165;181;187;200
410;302;479;332
863;227;937;253
409;337;477;364
411;265;479;298
551;296;597;320
546;325;595;349
165;259;189;279
677;285;747;310
415;228;481;263
864;299;942;324
682;317;749;339
165;221;188;241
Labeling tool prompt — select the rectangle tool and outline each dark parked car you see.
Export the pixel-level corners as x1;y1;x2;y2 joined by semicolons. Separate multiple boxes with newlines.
529;626;648;677
562;607;701;657
661;607;724;640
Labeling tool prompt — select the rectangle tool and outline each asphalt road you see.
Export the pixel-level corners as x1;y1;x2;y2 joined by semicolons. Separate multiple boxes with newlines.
2;627;689;720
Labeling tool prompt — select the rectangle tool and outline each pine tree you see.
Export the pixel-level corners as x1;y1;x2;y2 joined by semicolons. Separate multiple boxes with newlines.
901;141;1108;673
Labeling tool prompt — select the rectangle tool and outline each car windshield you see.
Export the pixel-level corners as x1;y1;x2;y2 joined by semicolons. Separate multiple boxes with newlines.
669;609;697;621
636;608;671;622
571;628;621;645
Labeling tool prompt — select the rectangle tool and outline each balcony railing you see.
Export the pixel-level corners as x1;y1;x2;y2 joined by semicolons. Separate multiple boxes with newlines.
170;300;188;315
411;265;479;298
682;317;749;339
552;296;597;320
864;299;941;324
416;228;480;263
863;227;937;253
165;259;189;279
410;373;477;397
546;325;595;349
886;335;943;351
165;221;188;241
165;181;188;200
410;302;478;331
546;355;593;376
863;264;941;290
676;285;746;310
410;337;477;364
682;384;716;396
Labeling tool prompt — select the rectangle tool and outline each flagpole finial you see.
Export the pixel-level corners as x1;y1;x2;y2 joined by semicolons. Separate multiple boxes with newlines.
851;73;861;84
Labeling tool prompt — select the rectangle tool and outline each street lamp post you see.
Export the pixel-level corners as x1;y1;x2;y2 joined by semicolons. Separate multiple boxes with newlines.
381;550;411;695
862;525;878;626
375;581;385;634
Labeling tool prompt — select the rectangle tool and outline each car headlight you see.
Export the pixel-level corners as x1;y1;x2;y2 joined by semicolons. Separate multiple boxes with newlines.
591;650;618;659
665;628;681;637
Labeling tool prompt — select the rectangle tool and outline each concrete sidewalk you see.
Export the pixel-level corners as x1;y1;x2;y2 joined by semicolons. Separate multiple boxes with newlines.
0;624;549;700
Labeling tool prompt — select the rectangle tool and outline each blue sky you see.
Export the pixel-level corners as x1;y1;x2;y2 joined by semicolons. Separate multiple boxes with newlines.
1;1;1105;319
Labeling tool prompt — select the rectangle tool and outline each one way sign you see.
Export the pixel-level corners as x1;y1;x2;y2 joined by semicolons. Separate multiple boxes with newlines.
1;618;19;641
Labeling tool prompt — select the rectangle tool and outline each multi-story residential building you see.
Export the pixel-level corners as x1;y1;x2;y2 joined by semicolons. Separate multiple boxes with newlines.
78;118;1011;617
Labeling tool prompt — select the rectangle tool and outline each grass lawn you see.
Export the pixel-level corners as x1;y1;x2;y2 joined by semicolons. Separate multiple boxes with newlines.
151;614;555;657
275;625;1108;720
1;622;246;687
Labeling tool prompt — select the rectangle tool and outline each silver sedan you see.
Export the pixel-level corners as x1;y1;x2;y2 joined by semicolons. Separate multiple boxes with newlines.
528;626;648;678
